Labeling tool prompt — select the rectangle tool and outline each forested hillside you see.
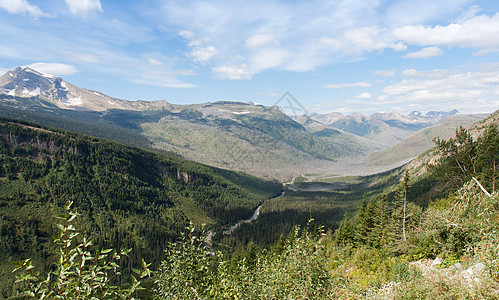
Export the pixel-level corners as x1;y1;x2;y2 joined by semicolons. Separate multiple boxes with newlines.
5;118;498;299
0;118;281;298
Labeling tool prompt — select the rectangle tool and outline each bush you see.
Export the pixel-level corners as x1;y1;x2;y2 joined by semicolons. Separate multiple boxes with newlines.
155;220;334;299
11;201;150;299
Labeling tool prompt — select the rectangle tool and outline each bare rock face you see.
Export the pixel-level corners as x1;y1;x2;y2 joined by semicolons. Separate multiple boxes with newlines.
467;263;485;276
431;257;443;268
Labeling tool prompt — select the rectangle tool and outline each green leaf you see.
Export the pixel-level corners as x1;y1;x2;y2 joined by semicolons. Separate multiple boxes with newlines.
56;223;66;232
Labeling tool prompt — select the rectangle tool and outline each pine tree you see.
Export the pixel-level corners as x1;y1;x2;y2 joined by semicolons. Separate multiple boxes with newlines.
368;194;389;248
335;212;354;246
354;196;370;246
397;171;410;242
431;126;477;192
476;124;498;193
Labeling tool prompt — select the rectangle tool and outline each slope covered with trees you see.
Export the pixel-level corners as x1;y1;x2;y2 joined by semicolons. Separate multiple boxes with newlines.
0;118;281;298
6;114;499;299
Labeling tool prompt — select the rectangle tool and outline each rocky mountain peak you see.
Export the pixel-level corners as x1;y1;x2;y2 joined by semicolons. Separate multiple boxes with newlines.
0;67;145;111
0;67;60;98
425;109;459;119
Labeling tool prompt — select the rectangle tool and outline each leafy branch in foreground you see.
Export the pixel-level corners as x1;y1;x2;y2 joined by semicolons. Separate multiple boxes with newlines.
11;201;151;299
155;220;333;299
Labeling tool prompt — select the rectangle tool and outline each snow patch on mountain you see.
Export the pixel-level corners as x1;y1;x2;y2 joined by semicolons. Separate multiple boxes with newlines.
232;111;250;115
22;87;41;96
21;66;56;79
66;96;83;106
60;81;69;91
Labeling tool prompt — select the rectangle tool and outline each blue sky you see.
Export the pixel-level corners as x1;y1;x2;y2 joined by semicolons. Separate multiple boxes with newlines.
0;0;498;115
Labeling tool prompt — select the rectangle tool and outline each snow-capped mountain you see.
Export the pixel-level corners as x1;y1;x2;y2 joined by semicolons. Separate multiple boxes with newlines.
0;67;168;111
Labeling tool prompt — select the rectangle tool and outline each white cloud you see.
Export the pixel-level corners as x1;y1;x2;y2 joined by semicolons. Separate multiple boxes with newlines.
355;92;372;99
133;70;195;88
64;0;102;16
245;34;277;48
188;38;210;47
249;48;290;73
324;82;372;89
344;26;406;52
403;46;444;58
378;65;499;113
0;0;50;18
401;68;448;79
26;62;78;75
393;12;499;52
212;65;250;80
391;42;408;51
318;37;344;48
374;70;395;77
190;46;218;62
178;30;194;39
148;58;163;67
343;27;385;51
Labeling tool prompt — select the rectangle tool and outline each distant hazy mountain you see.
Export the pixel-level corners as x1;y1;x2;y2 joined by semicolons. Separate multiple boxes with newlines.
306;109;460;147
364;113;488;169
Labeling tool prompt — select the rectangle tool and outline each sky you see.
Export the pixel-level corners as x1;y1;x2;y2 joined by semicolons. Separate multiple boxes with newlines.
0;0;498;115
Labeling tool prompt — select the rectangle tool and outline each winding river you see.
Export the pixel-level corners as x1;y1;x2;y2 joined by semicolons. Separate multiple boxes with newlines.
224;191;285;235
203;191;286;247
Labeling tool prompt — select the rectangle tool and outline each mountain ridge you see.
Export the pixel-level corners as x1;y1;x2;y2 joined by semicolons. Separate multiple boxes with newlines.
0;66;487;180
305;109;460;147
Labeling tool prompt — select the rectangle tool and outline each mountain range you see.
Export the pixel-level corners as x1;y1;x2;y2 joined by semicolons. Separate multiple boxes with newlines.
0;66;488;180
304;109;460;147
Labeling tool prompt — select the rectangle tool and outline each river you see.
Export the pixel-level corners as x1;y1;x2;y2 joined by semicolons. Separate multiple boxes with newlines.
203;191;285;247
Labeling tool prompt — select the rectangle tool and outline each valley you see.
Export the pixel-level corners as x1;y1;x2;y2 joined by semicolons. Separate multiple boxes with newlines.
0;66;497;299
2;1;498;297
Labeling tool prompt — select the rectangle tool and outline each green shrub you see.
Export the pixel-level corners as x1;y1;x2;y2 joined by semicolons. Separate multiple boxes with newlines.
154;223;217;299
154;220;334;299
11;201;150;299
